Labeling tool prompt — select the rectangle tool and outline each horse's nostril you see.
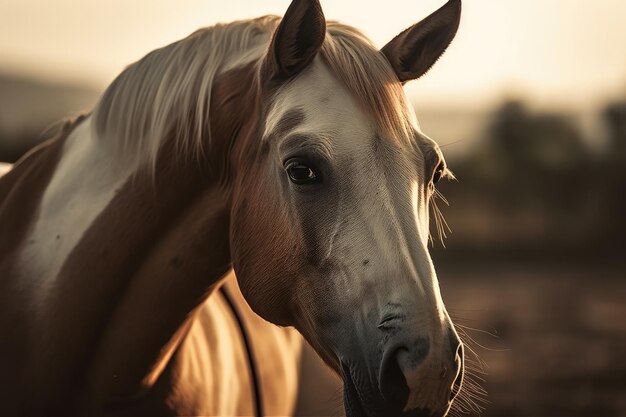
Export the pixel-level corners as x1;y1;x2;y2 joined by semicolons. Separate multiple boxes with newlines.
448;331;463;372
378;347;410;406
448;331;462;358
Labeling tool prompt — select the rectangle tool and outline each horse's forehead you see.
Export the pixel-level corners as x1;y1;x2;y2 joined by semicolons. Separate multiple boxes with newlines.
262;61;435;171
264;62;375;152
281;60;353;107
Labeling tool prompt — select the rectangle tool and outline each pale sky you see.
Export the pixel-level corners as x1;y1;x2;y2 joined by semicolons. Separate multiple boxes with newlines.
1;0;625;109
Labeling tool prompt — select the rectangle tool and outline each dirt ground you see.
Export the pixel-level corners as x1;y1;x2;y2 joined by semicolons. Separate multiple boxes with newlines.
295;261;626;417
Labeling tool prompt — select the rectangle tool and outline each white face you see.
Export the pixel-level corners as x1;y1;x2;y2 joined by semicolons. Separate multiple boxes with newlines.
250;58;463;414
264;57;444;319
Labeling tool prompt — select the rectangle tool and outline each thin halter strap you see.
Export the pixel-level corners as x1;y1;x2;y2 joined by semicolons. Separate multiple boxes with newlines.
219;285;264;417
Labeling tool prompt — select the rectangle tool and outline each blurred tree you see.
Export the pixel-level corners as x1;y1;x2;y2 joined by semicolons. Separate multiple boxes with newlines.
441;99;597;255
599;100;626;253
434;98;626;261
470;99;591;209
604;100;626;159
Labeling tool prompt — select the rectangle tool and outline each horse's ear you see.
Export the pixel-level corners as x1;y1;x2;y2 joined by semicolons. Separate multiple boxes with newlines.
264;0;326;80
381;0;461;83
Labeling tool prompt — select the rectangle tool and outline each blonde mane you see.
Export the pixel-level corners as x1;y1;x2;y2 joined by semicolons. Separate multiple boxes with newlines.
92;16;414;169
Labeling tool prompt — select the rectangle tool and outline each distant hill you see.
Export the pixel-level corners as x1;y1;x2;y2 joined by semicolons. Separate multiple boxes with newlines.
0;70;603;165
0;72;491;164
0;72;100;162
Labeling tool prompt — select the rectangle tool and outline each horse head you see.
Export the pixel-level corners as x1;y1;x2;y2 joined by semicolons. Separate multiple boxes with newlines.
227;1;464;416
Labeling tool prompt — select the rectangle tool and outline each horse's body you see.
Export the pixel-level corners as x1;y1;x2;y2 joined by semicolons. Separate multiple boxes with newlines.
0;1;469;416
0;119;301;416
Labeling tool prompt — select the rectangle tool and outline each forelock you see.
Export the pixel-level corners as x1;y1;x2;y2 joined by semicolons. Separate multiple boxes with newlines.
320;22;417;144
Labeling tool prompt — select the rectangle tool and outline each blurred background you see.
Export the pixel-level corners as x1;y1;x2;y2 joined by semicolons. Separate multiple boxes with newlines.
1;0;625;416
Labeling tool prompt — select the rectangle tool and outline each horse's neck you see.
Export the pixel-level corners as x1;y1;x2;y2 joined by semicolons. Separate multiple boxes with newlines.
0;116;234;410
0;49;262;410
18;118;135;306
76;143;234;406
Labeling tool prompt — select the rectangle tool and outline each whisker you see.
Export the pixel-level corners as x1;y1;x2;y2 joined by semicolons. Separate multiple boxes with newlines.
429;184;452;248
434;188;450;206
447;315;495;416
439;138;466;148
449;309;491;317
460;329;510;353
457;328;496;366
455;323;500;339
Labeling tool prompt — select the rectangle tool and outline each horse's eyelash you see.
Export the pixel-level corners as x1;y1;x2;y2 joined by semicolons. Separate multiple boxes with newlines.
442;167;456;181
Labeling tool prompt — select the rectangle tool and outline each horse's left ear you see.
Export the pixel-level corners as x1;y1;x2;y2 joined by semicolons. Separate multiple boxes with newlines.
264;0;326;81
381;0;461;83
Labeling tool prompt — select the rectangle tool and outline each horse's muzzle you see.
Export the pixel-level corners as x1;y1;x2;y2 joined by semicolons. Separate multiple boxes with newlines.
340;328;463;417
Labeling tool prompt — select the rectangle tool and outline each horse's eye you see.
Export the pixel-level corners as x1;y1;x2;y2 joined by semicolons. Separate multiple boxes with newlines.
432;163;445;184
286;160;318;185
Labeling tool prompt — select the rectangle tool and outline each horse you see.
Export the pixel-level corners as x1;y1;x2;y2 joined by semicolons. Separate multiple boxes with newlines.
0;0;466;416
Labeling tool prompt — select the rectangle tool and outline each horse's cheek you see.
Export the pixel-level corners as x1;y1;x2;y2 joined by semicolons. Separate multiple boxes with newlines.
228;185;294;324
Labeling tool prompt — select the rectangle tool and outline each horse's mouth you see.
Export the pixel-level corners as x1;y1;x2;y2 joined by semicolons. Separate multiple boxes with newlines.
342;362;369;417
341;362;410;417
341;361;452;417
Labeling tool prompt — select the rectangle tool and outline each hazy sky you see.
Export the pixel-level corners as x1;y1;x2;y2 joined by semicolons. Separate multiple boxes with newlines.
1;0;625;108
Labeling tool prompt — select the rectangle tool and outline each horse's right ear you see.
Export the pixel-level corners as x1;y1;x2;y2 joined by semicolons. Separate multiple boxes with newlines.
264;0;326;81
381;0;461;83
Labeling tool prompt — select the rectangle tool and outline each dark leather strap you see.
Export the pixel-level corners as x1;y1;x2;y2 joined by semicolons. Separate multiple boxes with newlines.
219;285;264;417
